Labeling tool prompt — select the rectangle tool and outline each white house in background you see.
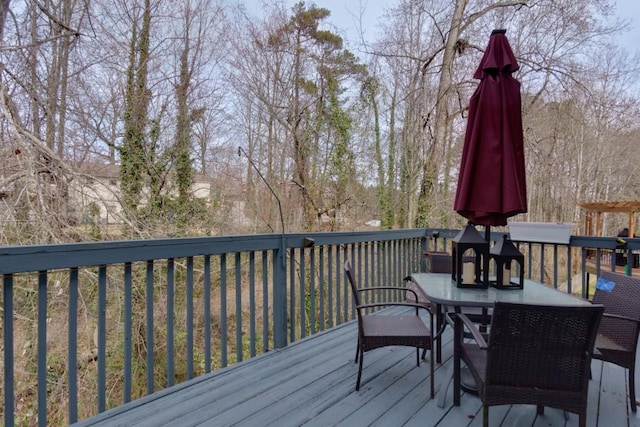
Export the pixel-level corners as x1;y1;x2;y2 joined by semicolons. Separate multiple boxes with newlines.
70;163;212;224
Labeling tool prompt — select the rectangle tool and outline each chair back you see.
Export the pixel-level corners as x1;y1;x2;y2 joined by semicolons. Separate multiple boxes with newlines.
344;260;360;306
425;251;453;273
485;301;603;392
593;271;640;350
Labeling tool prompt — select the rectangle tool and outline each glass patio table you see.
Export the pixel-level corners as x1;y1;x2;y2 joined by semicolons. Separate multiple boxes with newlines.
408;272;591;406
409;272;589;307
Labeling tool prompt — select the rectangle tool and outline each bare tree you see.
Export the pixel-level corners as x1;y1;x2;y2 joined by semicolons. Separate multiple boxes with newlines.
363;0;636;231
0;0;89;243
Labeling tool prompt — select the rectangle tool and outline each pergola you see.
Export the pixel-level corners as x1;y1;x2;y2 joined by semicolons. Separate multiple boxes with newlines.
579;200;640;238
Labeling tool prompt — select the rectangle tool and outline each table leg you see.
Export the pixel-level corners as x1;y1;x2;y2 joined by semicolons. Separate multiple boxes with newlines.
435;303;443;363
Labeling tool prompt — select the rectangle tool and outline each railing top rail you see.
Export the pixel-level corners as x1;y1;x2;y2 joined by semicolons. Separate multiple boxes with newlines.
2;228;639;275
0;229;433;275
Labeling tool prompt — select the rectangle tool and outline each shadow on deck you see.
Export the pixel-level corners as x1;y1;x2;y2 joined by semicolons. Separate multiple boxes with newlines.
73;310;640;427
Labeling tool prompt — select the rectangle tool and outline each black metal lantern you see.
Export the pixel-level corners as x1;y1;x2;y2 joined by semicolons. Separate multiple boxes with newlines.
451;223;489;289
490;234;524;289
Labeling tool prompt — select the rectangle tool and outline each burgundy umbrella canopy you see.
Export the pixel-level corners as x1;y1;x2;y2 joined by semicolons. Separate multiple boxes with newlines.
453;29;527;227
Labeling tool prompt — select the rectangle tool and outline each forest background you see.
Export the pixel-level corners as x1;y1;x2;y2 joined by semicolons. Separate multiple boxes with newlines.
1;0;639;243
1;1;640;424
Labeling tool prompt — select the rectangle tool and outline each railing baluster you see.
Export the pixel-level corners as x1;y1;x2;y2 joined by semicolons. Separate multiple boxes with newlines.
344;245;350;321
273;244;287;349
235;252;242;362
289;248;295;343
146;261;154;394
97;266;107;413
309;247;316;335
363;242;371;292
336;244;342;324
186;256;194;378
204;255;212;372
327;245;333;328
421;236;428;272
375;242;381;288
68;268;78;423
319;246;325;331
400;239;405;280
37;271;47;427
261;251;269;352
371;241;377;288
356;243;360;319
384;240;388;290
539;244;545;282
167;258;175;385
299;247;306;339
220;254;227;367
249;251;256;357
408;238;412;274
526;242;533;279
567;246;573;295
349;244;356;314
392;240;398;284
4;274;14;427
552;244;559;288
391;240;396;284
123;263;132;403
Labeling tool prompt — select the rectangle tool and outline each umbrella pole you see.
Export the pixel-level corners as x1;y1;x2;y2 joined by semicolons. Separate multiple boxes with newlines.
483;225;491;285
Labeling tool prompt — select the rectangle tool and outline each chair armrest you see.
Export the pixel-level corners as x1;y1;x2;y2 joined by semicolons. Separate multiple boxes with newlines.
454;313;488;349
357;286;421;303
357;286;414;293
603;312;640;325
357;301;432;315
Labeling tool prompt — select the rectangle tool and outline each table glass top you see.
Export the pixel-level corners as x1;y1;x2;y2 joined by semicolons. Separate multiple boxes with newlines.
410;273;590;307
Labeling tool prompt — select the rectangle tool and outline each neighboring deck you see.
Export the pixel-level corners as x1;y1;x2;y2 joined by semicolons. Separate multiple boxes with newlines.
74;311;640;427
586;260;640;279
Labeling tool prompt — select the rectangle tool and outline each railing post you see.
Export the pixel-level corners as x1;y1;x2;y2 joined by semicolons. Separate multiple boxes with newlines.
273;239;288;348
421;235;428;272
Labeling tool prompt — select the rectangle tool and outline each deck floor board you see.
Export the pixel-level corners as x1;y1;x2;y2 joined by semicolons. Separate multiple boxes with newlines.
73;308;636;427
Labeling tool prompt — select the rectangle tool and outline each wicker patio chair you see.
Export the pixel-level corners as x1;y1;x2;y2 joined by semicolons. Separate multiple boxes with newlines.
424;251;454;273
453;301;603;427
344;260;434;397
592;270;640;412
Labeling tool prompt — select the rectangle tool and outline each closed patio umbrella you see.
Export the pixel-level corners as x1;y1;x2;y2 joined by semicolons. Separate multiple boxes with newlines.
453;29;527;228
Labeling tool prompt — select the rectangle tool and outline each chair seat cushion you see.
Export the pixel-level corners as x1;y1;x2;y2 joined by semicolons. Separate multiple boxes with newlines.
594;334;634;368
361;315;431;349
595;334;628;353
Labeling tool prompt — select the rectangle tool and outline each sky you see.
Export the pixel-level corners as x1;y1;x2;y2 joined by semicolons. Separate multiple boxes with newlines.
268;0;640;56
615;0;640;53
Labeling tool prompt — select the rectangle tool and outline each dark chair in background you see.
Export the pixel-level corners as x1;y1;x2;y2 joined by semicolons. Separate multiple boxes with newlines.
592;270;640;412
344;260;434;397
414;252;491;361
454;301;603;427
424;251;454;273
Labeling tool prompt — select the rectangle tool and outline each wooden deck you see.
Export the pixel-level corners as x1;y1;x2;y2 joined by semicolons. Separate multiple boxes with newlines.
73;309;640;427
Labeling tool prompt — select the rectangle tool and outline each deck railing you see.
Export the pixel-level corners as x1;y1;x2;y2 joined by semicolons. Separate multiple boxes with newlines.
1;228;638;426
